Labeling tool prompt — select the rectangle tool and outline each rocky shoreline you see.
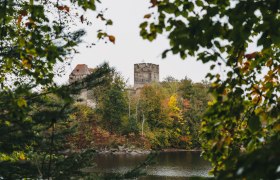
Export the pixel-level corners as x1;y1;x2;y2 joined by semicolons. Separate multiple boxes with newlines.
96;145;151;155
161;148;202;152
60;147;201;156
94;146;201;155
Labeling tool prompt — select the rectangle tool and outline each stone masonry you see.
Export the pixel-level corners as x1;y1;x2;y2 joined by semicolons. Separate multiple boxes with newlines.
134;63;159;89
69;64;94;84
69;64;95;107
69;63;159;103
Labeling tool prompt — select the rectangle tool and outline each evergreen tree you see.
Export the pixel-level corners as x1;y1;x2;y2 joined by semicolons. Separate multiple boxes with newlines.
98;72;128;133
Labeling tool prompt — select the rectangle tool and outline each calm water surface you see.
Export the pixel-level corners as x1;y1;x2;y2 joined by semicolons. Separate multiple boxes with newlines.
90;151;212;179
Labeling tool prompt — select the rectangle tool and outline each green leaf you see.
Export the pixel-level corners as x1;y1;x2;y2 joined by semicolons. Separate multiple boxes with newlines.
106;19;113;26
139;22;148;29
248;114;261;132
196;0;204;7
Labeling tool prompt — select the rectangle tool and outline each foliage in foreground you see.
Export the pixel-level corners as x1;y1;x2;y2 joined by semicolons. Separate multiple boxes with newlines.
142;0;280;179
0;63;112;179
0;0;115;178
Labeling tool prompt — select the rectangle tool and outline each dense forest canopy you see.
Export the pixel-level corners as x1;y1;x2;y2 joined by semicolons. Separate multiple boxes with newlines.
70;75;210;150
0;0;280;179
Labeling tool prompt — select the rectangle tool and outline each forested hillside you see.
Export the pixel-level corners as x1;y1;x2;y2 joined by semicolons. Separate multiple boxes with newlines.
69;71;210;151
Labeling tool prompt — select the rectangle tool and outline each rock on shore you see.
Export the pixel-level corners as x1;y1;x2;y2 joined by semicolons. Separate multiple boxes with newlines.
96;145;151;155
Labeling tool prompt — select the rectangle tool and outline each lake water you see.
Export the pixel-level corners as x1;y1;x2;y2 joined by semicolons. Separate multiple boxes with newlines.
89;151;212;179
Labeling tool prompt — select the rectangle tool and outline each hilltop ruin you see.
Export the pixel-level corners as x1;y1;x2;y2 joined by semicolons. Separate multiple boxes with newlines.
134;63;159;89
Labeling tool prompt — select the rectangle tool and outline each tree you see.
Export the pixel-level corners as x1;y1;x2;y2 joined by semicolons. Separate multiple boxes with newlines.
167;94;191;148
178;77;194;100
97;72;128;133
178;78;210;148
161;76;180;95
141;0;280;178
139;84;166;129
0;63;112;178
0;0;113;178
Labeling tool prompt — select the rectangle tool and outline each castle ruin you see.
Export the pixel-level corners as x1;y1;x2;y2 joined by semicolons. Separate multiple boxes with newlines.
69;64;94;84
68;63;160;102
69;64;95;107
134;63;159;89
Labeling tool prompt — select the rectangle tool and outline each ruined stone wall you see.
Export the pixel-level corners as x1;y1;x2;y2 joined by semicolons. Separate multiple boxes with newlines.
69;64;91;84
69;64;96;108
134;63;159;89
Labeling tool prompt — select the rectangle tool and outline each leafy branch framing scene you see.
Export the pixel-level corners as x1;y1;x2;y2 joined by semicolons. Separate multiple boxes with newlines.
0;0;279;179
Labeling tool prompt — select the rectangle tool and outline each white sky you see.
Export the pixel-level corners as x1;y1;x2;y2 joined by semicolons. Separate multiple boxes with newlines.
55;0;214;85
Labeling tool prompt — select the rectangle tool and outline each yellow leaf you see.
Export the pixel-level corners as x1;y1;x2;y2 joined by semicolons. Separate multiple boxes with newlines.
224;136;232;145
208;100;216;106
4;121;11;126
266;59;273;67
22;59;31;69
18;152;26;160
17;97;27;107
273;123;280;131
252;96;262;105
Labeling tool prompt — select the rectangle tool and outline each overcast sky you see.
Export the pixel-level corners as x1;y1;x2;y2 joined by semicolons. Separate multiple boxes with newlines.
55;0;214;85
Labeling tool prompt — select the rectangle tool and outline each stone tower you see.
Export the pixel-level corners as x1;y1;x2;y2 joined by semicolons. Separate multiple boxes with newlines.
134;63;159;89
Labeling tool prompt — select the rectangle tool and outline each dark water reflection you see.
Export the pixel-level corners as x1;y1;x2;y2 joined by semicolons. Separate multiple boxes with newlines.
90;151;212;179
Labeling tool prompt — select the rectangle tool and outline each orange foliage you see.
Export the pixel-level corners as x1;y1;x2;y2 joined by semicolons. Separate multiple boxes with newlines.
67;125;151;150
182;99;190;109
179;136;191;143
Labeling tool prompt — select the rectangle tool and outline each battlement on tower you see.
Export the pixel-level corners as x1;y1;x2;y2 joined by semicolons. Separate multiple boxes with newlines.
134;63;159;89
